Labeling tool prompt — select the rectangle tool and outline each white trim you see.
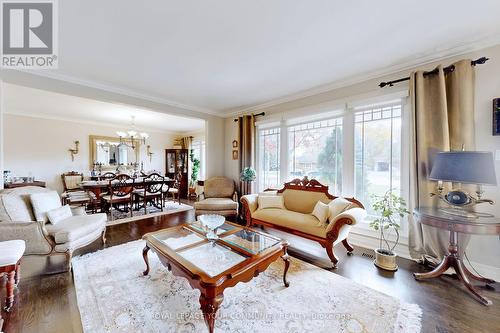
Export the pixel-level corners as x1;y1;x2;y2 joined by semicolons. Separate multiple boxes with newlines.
463;260;500;282
348;90;408;109
4;70;220;116
349;229;500;281
223;36;500;117
285;109;344;127
3;110;182;135
255;120;280;129
349;228;411;259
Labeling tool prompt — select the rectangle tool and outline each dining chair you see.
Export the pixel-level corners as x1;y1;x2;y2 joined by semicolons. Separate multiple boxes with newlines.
61;171;94;211
163;171;181;205
99;172;116;181
101;174;135;221
135;173;164;213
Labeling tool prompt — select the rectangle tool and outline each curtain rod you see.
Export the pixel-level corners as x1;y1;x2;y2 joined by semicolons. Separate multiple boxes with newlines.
378;57;489;88
233;112;265;122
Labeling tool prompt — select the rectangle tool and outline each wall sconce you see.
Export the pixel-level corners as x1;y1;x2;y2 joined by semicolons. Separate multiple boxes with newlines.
69;140;79;161
147;145;154;162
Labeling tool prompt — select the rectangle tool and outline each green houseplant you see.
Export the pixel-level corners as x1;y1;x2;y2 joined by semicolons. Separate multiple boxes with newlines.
189;150;200;195
370;190;409;271
240;167;256;182
240;167;256;195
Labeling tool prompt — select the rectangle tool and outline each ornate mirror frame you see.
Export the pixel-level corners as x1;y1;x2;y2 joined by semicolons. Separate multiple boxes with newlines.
89;135;140;170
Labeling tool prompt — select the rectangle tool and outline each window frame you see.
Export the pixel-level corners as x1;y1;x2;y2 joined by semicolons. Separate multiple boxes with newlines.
254;95;410;234
256;126;281;191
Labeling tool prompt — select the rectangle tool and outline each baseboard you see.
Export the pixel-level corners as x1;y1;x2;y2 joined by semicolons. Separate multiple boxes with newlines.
464;260;500;282
348;229;500;281
348;228;411;259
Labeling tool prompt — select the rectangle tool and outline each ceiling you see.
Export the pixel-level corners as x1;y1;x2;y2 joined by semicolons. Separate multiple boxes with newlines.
30;1;500;113
3;83;206;133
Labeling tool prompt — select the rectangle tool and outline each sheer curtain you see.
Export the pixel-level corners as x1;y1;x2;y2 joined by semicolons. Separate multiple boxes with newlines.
182;136;193;183
408;59;476;264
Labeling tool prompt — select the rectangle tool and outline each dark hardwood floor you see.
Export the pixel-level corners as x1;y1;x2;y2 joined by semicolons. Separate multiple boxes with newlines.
1;205;499;333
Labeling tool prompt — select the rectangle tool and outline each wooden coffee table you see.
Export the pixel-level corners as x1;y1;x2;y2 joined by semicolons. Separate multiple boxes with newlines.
142;221;290;333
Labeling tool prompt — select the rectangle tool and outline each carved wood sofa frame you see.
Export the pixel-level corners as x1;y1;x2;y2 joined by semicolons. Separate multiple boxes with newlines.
241;177;364;268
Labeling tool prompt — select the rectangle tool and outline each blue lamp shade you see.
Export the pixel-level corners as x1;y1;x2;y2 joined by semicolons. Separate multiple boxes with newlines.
429;151;497;186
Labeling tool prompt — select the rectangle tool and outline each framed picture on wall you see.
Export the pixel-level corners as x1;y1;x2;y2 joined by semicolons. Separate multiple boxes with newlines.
232;150;238;160
494;98;500;136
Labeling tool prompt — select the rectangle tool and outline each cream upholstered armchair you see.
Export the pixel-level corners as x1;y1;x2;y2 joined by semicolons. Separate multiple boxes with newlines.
0;186;106;272
194;177;238;219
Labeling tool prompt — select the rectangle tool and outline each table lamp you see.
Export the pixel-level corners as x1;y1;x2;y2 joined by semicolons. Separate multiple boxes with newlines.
429;151;497;217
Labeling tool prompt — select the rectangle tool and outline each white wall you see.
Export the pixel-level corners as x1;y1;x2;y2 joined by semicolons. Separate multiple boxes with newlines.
225;43;500;272
3;114;176;193
0;72;225;188
224;117;240;187
0;80;3;189
205;116;226;179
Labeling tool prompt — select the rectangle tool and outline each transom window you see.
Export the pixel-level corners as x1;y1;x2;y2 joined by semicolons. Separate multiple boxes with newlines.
255;97;407;226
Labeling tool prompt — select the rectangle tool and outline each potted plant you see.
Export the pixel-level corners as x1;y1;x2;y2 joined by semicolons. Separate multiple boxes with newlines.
189;150;200;198
370;190;409;271
240;167;256;195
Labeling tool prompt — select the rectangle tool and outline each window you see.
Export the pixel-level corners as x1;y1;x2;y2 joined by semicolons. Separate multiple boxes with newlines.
288;118;342;194
354;102;402;216
254;96;407;228
258;127;280;190
191;140;206;181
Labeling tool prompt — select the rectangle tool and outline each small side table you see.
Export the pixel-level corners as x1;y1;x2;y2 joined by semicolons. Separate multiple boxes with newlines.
4;181;46;189
413;208;500;306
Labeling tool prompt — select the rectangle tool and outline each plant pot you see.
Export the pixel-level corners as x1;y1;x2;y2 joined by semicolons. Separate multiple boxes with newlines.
374;248;398;271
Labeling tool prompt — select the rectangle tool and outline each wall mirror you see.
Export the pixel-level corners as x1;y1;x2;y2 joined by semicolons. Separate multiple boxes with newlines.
89;135;140;170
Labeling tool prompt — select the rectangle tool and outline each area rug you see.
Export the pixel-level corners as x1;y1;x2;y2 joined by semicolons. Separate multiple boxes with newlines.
106;202;193;226
72;240;422;333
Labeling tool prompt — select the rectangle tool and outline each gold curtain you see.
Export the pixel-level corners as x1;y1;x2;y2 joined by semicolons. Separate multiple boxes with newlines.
408;59;476;264
238;115;255;195
182;136;193;183
181;136;192;150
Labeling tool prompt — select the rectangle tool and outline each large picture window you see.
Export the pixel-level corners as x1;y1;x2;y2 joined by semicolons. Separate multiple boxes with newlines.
354;102;402;216
255;97;407;227
258;127;280;190
288;118;342;194
191;139;206;181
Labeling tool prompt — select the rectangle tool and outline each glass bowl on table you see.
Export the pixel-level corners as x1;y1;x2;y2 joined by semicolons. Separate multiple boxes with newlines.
197;214;225;241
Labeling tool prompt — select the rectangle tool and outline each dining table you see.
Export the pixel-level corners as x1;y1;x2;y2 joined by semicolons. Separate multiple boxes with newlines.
80;177;177;210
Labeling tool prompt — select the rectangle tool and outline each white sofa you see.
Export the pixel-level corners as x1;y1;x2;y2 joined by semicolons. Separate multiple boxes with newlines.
241;178;367;268
0;186;107;272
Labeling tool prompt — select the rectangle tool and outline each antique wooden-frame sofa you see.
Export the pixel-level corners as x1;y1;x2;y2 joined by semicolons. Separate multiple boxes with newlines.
240;178;366;268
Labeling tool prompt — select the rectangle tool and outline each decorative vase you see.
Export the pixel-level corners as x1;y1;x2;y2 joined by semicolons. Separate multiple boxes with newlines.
374;248;398;271
198;214;225;241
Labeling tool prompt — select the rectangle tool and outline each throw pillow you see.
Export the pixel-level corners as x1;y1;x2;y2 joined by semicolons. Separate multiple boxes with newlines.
46;205;73;225
2;194;35;221
312;201;329;226
258;195;285;210
328;197;354;223
259;190;278;196
71;206;87;216
30;191;62;222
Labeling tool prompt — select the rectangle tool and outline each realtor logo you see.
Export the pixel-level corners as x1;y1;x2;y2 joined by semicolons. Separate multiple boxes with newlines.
1;0;58;68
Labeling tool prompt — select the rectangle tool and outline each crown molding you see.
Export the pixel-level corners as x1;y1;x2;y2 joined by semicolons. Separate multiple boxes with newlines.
11;70;222;116
3;109;189;135
222;35;500;117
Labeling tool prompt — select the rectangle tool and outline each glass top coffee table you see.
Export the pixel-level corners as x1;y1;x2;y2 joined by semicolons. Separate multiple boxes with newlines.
142;220;290;333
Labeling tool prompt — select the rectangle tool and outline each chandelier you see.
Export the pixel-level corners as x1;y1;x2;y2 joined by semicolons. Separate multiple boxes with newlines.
116;116;149;150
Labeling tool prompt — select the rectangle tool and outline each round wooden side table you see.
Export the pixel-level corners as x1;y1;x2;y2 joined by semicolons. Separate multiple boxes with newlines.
413;207;500;306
